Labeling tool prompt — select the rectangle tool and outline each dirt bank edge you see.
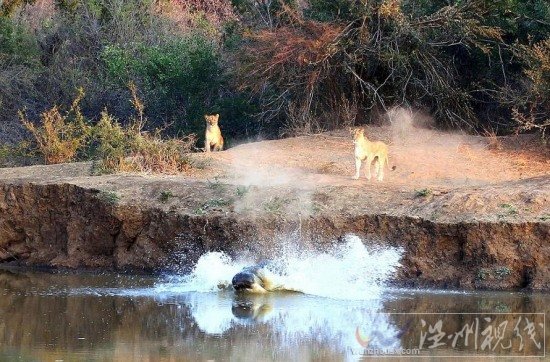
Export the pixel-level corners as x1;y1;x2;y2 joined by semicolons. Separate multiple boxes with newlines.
0;181;548;291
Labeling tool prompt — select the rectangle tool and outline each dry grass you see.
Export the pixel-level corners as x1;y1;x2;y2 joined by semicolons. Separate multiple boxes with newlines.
92;84;197;174
282;102;325;137
95;130;196;174
19;88;90;164
482;127;503;151
512;39;550;140
0;141;36;167
20;84;196;174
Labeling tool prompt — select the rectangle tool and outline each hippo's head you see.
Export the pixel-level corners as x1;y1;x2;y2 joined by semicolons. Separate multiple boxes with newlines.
232;265;273;293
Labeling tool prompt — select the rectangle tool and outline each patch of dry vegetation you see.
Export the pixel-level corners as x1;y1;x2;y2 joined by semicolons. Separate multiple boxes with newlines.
20;84;196;174
19;88;90;164
237;0;548;139
511;39;550;141
91;112;195;174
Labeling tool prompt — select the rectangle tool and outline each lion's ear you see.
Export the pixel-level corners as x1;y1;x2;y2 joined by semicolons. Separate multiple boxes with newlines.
204;115;209;120
215;114;219;120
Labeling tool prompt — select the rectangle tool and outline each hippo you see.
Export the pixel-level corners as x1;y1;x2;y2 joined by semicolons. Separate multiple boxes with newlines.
231;261;281;293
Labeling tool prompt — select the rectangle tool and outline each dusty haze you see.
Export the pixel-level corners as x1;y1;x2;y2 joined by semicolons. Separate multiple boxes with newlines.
193;107;548;191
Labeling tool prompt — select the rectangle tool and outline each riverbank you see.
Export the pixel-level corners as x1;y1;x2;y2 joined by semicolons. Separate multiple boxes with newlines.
0;127;548;290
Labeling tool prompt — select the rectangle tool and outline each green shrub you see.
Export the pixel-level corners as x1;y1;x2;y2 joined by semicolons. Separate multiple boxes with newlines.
0;15;42;139
97;190;120;204
0;16;40;65
159;190;174;203
414;188;432;198
89;110;128;171
102;36;222;134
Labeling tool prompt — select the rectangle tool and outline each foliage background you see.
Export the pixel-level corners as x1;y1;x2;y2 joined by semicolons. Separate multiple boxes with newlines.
0;0;548;147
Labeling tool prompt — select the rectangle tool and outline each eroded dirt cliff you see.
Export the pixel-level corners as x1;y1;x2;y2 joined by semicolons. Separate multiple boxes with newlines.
0;128;548;290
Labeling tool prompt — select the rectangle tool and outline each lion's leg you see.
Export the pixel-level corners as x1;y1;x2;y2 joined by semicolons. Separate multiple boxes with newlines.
365;156;373;180
353;158;361;179
374;157;380;177
377;160;384;181
205;138;211;153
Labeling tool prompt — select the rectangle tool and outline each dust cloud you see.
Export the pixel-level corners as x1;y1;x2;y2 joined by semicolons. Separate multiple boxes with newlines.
380;106;500;185
197;105;541;204
222;141;317;216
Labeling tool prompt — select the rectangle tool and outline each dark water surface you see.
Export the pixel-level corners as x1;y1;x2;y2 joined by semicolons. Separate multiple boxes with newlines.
0;268;547;361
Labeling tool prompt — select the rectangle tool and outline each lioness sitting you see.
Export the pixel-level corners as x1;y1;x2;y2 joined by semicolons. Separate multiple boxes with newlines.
351;127;389;181
204;114;224;152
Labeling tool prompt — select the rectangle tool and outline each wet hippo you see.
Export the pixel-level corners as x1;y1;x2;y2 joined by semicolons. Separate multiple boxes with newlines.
231;261;279;293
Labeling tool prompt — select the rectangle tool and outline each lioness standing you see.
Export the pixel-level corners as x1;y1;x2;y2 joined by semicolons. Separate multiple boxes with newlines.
204;114;224;152
351;127;389;181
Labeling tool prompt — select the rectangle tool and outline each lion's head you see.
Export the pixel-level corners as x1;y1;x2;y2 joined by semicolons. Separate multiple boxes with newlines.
204;114;220;127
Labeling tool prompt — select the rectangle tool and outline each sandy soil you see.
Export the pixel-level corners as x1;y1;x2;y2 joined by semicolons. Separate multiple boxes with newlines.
195;126;549;185
0;125;548;223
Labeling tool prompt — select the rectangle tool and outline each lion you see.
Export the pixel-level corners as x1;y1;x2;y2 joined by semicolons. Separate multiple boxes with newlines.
351;127;389;181
204;114;224;152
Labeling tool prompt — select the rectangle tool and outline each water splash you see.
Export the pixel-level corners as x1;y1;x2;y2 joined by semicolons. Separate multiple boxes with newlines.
155;252;249;294
156;234;403;300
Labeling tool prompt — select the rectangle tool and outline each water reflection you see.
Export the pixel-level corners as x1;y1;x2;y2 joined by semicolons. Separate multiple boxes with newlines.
183;292;401;353
0;269;548;361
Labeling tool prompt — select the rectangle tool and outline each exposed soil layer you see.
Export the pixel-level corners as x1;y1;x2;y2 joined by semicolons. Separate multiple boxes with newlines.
0;126;548;290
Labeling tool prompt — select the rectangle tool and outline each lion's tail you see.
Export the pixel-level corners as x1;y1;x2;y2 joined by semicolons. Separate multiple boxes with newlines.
386;154;396;171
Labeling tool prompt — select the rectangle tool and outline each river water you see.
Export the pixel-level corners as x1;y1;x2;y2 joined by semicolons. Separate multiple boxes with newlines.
0;236;547;361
